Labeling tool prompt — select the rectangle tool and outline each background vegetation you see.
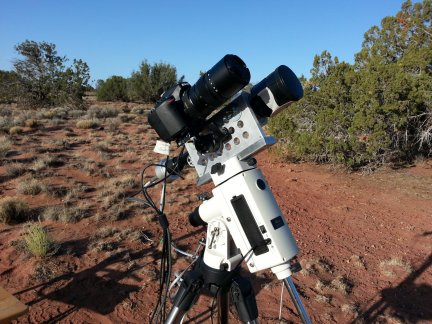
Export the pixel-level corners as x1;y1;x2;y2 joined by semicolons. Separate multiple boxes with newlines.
0;1;430;170
268;0;432;169
96;61;178;102
0;40;90;108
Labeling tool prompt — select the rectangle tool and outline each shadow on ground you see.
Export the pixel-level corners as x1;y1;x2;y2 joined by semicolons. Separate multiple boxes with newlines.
355;253;432;323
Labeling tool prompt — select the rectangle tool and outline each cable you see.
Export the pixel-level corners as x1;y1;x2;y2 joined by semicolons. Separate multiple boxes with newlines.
279;279;285;322
127;146;188;323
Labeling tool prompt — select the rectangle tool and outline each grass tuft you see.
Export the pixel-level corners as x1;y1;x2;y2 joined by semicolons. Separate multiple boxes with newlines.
315;294;332;303
76;119;101;129
5;163;27;177
24;119;39;128
331;275;354;294
0;136;11;158
41;204;90;223
379;257;413;277
17;178;46;195
0;197;29;224
349;255;367;269
9;126;24;135
24;223;59;258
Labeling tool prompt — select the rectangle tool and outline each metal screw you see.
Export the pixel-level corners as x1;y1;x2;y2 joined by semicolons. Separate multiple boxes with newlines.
226;217;231;222
249;262;254;267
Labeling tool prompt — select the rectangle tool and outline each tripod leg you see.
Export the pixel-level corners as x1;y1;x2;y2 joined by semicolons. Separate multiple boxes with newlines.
230;276;259;323
217;290;229;324
283;277;311;324
165;271;203;324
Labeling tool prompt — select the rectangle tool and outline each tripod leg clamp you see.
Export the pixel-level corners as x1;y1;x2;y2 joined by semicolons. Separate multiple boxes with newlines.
230;276;259;322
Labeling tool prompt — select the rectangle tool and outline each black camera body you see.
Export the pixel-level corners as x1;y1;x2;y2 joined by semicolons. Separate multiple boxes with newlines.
148;54;303;153
147;82;191;143
148;54;251;145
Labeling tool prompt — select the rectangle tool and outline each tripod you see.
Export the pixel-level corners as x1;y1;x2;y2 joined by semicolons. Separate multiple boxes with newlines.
165;157;311;323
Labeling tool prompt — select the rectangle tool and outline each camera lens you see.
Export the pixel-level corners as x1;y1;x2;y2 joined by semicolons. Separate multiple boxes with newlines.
251;65;303;105
250;65;303;117
182;54;251;120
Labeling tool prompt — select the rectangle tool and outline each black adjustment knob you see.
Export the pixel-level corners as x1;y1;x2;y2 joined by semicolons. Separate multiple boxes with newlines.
289;257;302;273
211;162;225;175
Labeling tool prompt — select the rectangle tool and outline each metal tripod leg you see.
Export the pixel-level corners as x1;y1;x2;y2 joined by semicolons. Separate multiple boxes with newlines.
283;277;311;324
217;290;229;324
165;271;203;324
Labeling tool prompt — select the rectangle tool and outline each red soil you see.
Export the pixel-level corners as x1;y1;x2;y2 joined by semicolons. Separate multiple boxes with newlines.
0;106;431;323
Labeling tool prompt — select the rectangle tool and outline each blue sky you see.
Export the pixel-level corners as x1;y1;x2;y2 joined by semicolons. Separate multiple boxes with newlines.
0;1;410;85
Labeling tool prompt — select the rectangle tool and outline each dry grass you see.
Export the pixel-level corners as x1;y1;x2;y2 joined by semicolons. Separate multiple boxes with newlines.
315;279;331;291
0;136;11;158
32;155;56;172
93;226;119;240
316;257;334;273
379;257;413;277
87;106;119;119
9;126;24;135
17;178;46;195
24;119;39;128
341;303;360;316
97;176;138;208
331;275;354;294
106;117;122;132
76;119;101;129
0;197;29;224
41;204;90;223
23;223;59;258
315;294;332;303
349;255;367;269
5;163;27;177
300;256;334;275
118;113;136;123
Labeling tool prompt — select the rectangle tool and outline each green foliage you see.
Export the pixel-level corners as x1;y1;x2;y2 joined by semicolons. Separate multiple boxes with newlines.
24;223;59;258
96;60;177;103
269;0;432;169
127;61;177;102
96;76;128;101
0;70;18;103
12;40;90;108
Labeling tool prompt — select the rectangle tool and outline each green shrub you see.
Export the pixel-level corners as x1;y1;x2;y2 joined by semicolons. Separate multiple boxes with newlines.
0;197;29;224
127;61;177;102
268;1;432;169
23;223;59;257
13;40;90;108
0;70;18;103
96;76;129;102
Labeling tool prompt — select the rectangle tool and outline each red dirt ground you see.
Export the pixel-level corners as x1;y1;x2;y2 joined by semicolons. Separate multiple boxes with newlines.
0;103;431;323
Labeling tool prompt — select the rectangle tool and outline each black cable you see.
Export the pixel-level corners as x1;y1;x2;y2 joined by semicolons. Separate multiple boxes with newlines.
130;147;187;323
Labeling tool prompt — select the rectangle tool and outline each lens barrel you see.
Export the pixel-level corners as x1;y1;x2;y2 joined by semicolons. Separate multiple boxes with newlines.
251;65;303;106
182;54;251;120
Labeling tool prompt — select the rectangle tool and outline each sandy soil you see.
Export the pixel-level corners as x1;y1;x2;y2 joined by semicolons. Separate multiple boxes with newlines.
0;100;431;323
